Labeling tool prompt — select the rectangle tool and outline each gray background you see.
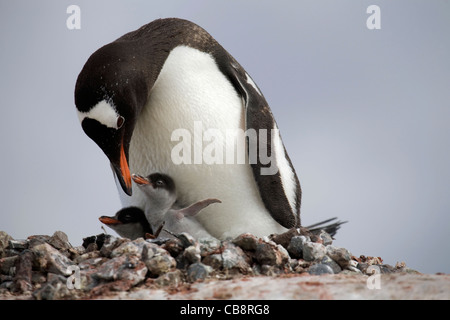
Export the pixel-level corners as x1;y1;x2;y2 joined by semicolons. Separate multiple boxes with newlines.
1;0;449;274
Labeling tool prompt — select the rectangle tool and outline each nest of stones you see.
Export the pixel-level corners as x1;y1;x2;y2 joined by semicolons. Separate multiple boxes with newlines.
0;228;417;299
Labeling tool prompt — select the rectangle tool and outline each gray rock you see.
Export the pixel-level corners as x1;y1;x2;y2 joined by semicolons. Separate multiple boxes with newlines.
321;255;342;274
92;255;147;287
177;233;197;248
232;233;259;251
378;264;398;274
99;235;121;257
154;269;183;287
302;242;326;262
183;244;202;264
48;231;72;251
0;275;13;290
317;230;333;246
162;238;184;257
74;251;102;264
110;238;146;258
287;236;309;259
326;246;352;268
202;253;223;270
12;250;34;293
198;237;221;257
31;242;74;276
344;265;362;274
187;263;212;282
91;256;126;281
0;256;18;275
292;259;312;273
78;257;108;271
142;242;176;276
31;272;47;285
116;256;148;286
221;242;251;273
0;231;13;258
260;264;283;276
255;241;290;266
8;239;29;250
27;235;51;248
32;273;71;300
308;263;334;275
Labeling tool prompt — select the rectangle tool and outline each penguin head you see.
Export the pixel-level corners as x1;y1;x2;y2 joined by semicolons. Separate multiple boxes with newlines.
99;206;152;240
75;42;149;196
132;173;177;209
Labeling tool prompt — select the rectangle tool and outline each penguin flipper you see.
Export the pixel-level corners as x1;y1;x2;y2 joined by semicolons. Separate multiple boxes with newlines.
178;198;222;218
225;61;302;229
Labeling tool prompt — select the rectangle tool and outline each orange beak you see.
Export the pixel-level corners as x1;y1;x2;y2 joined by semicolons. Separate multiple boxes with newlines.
111;140;133;196
120;143;132;192
132;174;150;185
99;216;122;225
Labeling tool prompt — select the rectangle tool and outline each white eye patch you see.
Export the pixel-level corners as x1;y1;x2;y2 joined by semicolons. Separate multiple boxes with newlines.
77;99;123;129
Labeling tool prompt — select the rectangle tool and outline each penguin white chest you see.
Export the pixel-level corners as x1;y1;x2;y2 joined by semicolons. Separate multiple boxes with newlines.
126;45;286;238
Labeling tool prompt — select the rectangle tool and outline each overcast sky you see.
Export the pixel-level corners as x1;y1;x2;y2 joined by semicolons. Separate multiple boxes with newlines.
1;1;449;274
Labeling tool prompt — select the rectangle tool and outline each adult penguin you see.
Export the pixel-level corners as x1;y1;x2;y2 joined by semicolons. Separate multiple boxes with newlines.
75;18;301;239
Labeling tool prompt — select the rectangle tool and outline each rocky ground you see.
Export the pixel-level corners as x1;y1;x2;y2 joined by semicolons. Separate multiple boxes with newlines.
0;229;448;300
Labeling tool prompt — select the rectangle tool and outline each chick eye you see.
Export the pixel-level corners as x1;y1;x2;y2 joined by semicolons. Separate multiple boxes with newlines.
155;180;164;187
117;116;125;129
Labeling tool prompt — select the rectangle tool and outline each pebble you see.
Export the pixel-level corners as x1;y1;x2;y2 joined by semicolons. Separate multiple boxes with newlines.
154;269;183;287
8;240;29;250
12;250;34;293
308;263;334;275
326;246;352;269
232;233;259;251
0;232;13;258
221;242;251;273
0;256;18;275
199;237;221;257
287;235;309;259
317;230;333;246
48;231;72;251
110;238;146;258
142;242;176;276
92;255;147;287
31;242;74;276
320;255;342;274
177;233;197;248
162;238;184;257
302;242;327;262
255;241;289;266
182;244;202;264
187;263;212;282
202;253;223;270
32;273;71;300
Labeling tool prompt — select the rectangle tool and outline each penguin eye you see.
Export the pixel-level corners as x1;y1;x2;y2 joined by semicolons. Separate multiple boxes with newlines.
117;116;125;129
155;180;165;187
123;213;132;221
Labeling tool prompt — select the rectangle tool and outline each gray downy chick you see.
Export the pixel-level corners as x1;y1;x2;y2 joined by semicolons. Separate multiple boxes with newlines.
132;173;220;239
99;206;153;240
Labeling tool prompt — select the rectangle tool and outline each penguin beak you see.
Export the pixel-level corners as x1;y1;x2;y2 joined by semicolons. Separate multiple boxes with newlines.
111;143;133;196
132;174;150;185
99;216;122;225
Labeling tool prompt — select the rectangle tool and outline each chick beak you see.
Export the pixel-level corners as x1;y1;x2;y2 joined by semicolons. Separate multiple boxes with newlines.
132;174;151;186
99;216;122;225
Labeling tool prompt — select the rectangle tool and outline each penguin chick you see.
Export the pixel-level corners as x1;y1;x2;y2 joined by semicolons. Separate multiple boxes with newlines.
99;206;152;240
132;173;220;239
